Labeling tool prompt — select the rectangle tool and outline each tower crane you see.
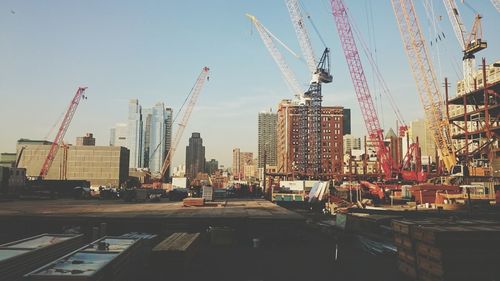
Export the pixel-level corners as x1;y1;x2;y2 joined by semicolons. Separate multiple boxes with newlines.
285;0;332;178
442;0;487;93
247;12;331;179
39;87;88;178
329;0;395;179
158;67;210;182
391;0;457;172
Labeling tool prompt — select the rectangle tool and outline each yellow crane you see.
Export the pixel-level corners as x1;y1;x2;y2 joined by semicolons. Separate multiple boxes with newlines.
390;0;457;172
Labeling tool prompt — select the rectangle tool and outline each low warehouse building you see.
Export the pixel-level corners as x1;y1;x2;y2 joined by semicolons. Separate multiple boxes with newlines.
16;139;129;187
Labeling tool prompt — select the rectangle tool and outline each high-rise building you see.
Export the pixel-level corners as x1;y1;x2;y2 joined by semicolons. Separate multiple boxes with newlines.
232;148;254;180
109;123;128;147
409;119;436;158
258;110;277;168
128;99;143;169
76;133;95;146
205;159;219;175
276;99;344;178
185;132;205;180
118;100;172;176
142;103;173;176
343;108;351;135
232;148;240;177
343;134;361;154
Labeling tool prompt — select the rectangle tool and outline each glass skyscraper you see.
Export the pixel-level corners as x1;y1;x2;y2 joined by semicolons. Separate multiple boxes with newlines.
123;99;172;176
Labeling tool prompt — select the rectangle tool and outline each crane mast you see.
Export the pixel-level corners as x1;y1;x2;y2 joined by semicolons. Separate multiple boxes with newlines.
39;87;88;178
285;0;332;179
391;0;457;171
329;0;394;179
159;67;210;179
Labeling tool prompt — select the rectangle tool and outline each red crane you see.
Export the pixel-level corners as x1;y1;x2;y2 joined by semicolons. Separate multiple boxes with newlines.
39;87;88;178
329;0;394;179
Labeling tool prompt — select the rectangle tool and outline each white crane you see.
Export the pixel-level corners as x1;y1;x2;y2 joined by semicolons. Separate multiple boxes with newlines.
246;14;304;99
442;0;487;94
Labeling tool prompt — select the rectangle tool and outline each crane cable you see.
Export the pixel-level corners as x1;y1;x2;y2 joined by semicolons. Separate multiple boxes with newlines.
148;75;203;168
346;6;407;127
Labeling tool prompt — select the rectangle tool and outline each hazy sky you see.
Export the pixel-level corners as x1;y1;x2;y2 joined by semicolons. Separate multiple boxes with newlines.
0;0;498;168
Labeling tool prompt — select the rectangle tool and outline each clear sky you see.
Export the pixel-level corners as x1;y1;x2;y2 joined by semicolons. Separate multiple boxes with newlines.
0;0;498;168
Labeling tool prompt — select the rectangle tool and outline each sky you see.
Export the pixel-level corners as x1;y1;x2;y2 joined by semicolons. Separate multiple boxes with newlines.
0;0;499;168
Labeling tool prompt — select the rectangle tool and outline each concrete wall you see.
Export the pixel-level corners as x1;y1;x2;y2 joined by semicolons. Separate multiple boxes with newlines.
17;144;129;187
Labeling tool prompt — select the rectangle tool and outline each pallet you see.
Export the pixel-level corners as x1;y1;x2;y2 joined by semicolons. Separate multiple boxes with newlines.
393;232;414;250
151;232;201;270
397;260;417;280
412;224;500;245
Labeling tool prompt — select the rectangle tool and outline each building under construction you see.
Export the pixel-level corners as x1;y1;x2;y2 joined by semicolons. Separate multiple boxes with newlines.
447;59;500;176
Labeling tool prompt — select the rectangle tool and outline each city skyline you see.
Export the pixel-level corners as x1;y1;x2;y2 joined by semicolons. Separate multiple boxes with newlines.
1;1;499;167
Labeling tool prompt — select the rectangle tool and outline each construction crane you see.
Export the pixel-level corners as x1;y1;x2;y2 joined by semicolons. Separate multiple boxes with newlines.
245;14;304;99
492;0;500;12
442;0;487;93
158;67;210;182
391;0;457;172
39;87;88;178
329;0;395;179
285;0;332;179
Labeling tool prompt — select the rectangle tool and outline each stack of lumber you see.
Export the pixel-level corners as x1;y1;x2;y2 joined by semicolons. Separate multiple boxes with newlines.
150;232;200;270
392;219;500;280
183;197;204;207
24;236;142;281
0;233;83;281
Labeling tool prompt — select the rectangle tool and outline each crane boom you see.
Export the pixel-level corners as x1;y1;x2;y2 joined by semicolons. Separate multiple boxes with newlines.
284;0;317;74
39;87;88;178
492;0;500;12
442;0;467;50
159;67;210;179
391;0;456;171
329;0;394;179
246;14;303;98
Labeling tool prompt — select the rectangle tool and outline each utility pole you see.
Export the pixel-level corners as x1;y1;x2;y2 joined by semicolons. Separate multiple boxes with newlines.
263;149;267;195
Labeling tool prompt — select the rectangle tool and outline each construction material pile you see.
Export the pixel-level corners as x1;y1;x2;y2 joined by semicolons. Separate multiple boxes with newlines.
392;219;500;281
183;197;205;207
0;234;83;281
25;236;142;281
150;232;200;272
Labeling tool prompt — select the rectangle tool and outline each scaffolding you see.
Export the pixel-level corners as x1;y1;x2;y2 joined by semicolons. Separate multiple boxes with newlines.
446;58;500;173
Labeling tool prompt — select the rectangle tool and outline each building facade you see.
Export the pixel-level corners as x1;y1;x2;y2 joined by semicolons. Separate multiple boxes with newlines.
232;148;254;180
76;133;96;146
276;99;344;178
16;140;129;187
185;132;205;180
142;103;173;176
128;99;143;168
408;119;436;158
343;108;351;135
205;158;219;175
258;110;278;169
343;134;361;154
109;123;128;147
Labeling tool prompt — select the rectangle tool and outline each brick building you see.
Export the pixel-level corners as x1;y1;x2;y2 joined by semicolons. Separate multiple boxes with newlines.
277;99;344;178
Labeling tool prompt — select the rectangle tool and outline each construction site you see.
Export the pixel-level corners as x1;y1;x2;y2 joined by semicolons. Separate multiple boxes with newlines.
0;0;499;280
